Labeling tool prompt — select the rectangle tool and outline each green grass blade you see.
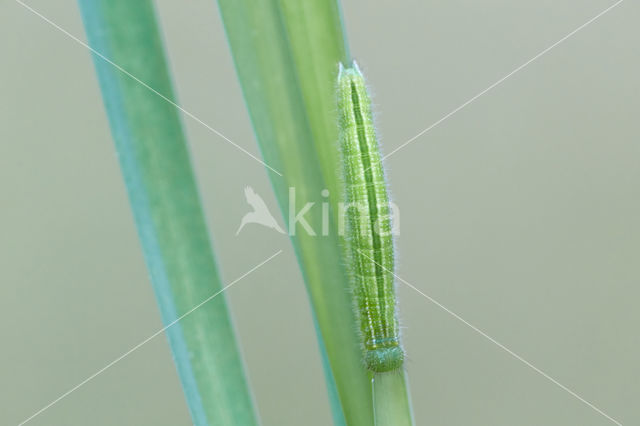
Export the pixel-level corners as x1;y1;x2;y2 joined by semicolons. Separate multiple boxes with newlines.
215;1;373;424
77;1;258;425
276;0;351;206
373;371;414;426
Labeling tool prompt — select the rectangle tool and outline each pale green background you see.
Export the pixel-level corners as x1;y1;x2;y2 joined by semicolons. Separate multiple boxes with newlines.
1;0;637;425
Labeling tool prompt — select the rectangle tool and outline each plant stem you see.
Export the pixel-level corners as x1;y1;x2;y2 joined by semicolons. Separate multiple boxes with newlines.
276;0;351;208
373;371;414;426
215;0;372;424
78;1;258;424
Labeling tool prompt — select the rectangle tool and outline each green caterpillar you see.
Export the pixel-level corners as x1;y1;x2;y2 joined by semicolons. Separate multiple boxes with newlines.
338;61;404;373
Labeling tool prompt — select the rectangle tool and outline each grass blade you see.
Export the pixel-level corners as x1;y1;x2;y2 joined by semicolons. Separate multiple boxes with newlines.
276;0;351;205
78;1;258;424
373;371;414;426
215;1;373;424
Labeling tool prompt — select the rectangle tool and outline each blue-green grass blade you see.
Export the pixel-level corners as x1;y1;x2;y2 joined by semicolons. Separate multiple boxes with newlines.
78;1;258;424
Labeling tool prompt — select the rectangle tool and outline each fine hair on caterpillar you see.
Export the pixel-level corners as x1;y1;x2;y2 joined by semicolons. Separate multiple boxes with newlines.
337;60;405;373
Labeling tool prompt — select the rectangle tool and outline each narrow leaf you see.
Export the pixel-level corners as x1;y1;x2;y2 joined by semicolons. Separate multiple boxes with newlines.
78;1;258;424
216;0;373;424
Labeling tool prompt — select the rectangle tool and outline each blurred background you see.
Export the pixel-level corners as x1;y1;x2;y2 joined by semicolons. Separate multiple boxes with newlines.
1;0;637;424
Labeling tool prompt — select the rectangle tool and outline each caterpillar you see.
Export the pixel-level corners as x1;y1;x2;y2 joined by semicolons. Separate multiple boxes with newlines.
338;61;404;373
